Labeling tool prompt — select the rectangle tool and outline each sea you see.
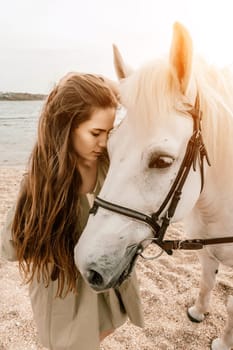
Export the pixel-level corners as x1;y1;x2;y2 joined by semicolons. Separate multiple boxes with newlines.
0;100;44;167
0;101;126;167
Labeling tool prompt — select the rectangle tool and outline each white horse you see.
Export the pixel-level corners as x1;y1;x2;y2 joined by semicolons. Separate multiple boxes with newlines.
75;23;233;350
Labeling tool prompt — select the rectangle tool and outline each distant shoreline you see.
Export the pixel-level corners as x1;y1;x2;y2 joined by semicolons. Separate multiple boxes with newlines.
0;92;47;101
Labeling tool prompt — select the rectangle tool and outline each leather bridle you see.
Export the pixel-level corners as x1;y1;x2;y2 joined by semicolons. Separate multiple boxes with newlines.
90;96;233;256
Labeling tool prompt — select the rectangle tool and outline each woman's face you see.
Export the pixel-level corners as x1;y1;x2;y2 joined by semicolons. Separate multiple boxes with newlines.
72;107;115;163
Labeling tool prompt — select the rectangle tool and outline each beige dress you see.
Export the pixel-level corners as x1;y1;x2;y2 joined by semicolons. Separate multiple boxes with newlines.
0;165;144;350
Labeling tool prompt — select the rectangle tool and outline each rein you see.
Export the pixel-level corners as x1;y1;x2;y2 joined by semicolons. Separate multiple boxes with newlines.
90;97;233;256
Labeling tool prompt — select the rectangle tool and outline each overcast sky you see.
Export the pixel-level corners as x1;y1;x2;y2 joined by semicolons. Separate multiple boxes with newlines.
1;0;233;93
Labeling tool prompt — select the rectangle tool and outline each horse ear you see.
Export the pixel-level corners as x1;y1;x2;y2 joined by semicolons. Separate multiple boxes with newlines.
113;44;133;80
169;22;193;94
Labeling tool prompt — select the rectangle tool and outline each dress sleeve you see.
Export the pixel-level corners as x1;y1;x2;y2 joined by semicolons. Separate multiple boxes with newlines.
0;206;18;261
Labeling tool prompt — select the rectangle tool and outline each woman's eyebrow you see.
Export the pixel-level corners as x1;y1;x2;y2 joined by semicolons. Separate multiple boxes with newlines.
92;127;114;132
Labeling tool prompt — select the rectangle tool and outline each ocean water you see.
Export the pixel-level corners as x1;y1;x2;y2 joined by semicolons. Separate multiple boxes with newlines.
0;100;44;166
0;101;126;167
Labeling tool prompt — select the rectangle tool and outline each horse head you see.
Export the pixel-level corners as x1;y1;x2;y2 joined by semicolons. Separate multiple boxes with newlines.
74;23;209;291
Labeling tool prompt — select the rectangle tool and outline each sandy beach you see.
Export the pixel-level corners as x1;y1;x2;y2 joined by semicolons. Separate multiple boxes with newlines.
0;166;233;350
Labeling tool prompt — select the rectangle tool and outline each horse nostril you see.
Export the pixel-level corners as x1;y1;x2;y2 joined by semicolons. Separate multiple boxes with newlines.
87;269;104;286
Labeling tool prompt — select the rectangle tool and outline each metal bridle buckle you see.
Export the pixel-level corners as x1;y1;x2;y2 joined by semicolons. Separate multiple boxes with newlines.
177;240;183;249
137;238;164;260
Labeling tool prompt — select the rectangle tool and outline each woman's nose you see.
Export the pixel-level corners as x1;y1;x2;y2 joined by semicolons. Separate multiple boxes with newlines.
98;135;107;148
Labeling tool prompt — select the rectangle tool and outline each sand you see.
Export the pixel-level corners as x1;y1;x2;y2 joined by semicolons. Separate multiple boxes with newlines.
0;166;233;350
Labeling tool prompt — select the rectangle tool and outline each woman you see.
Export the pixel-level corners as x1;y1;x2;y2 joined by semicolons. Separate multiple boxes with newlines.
0;73;144;350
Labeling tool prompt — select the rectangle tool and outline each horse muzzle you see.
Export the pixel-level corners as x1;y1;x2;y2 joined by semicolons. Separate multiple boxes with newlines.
78;244;139;292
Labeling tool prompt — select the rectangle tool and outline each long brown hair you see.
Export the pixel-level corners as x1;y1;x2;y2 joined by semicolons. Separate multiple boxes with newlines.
12;73;118;297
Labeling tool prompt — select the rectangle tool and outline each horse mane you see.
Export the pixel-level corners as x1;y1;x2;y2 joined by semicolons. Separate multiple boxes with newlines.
120;56;233;169
194;59;233;167
120;59;185;125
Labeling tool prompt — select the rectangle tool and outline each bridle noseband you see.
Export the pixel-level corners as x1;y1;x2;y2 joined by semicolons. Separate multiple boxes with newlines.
90;97;233;256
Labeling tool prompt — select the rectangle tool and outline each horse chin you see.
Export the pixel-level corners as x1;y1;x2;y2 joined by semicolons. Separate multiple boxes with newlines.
117;250;138;285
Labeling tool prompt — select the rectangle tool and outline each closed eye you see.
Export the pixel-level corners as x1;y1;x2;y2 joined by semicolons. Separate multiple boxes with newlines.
149;155;174;169
91;132;100;137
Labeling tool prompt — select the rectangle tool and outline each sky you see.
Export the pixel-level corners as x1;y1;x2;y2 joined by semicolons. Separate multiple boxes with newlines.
1;0;233;93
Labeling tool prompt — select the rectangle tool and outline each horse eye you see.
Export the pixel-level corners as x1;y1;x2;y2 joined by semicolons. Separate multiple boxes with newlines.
149;155;174;169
